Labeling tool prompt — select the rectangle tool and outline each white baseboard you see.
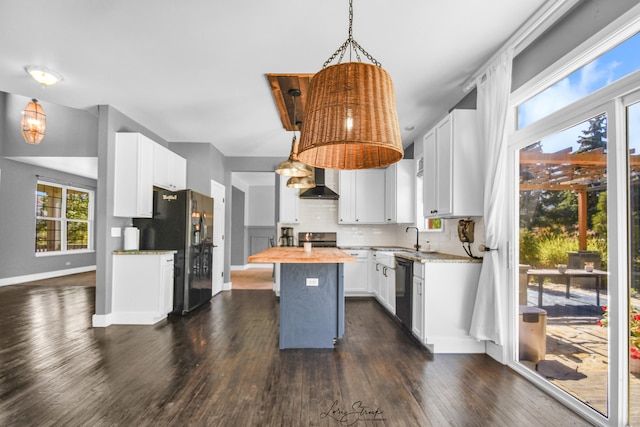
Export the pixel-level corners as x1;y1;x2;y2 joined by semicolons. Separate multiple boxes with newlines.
426;336;487;354
485;341;506;364
0;265;97;287
92;313;113;328
223;281;232;291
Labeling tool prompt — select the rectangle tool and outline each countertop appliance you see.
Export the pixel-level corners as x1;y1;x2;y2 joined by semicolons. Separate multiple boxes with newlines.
395;256;413;331
133;188;214;315
297;232;337;247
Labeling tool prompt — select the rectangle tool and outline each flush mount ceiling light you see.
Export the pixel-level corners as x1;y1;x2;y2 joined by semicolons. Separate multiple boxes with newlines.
21;99;46;144
25;65;63;87
297;0;403;170
275;89;313;177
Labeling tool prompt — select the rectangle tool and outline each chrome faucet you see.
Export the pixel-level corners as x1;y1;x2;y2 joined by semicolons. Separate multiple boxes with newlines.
405;226;420;251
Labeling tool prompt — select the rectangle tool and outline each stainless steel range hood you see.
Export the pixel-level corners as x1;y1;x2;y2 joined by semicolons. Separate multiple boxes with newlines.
299;169;339;200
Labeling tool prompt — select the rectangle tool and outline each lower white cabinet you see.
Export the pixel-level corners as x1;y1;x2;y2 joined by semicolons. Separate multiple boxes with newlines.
412;268;424;340
418;262;485;353
343;250;369;295
112;251;176;325
371;251;395;314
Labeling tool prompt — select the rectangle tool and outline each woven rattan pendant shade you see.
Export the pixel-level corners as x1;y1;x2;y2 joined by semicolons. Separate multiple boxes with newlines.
298;62;403;170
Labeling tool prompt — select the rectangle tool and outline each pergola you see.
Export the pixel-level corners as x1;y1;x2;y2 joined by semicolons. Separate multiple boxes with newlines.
520;146;640;249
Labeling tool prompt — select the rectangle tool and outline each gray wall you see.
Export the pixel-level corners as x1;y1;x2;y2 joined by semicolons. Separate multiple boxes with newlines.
0;92;99;281
231;186;245;265
94;105;171;316
512;0;638;91
0;159;97;279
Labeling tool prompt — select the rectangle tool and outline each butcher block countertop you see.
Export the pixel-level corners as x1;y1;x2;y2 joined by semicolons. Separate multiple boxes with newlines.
248;247;356;264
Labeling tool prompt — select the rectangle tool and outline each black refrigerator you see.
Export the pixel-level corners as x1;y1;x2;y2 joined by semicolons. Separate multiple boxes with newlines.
134;188;214;315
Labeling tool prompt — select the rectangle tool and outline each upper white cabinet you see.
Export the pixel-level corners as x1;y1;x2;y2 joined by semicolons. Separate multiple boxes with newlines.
338;171;356;223
384;159;415;224
279;177;299;223
153;143;186;191
114;133;154;218
114;132;188;217
423;109;483;218
338;169;385;224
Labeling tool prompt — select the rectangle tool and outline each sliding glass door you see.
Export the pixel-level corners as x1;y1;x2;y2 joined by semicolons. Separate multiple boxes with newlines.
627;98;640;424
517;112;610;416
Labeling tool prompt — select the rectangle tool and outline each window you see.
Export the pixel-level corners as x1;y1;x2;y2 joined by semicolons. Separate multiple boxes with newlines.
35;182;93;254
517;32;640;129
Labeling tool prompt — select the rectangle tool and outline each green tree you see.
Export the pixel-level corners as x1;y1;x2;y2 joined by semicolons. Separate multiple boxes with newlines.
576;114;607;153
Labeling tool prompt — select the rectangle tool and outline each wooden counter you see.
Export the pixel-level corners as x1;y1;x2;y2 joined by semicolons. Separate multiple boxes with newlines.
248;247;356;264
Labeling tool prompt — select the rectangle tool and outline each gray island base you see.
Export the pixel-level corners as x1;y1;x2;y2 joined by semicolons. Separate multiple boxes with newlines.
247;247;355;349
279;263;344;349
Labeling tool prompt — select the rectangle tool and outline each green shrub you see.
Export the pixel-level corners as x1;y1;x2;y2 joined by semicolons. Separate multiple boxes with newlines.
519;229;539;266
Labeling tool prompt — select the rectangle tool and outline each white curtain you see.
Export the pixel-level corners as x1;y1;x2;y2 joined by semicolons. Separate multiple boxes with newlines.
469;49;514;344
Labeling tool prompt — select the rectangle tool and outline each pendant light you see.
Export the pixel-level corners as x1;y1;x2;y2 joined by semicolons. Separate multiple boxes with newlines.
287;174;316;189
275;89;313;177
298;0;403;170
21;99;46;144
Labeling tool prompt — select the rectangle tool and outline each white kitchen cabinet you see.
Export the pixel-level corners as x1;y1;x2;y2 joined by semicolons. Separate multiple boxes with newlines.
112;251;176;325
384;159;415;224
372;251;395;314
412;263;424;340
420;261;485;353
423;109;483;218
339;169;385;224
113;132;154;218
343;249;369;296
338;171;356;223
153;143;187;191
383;264;396;314
279;177;299;223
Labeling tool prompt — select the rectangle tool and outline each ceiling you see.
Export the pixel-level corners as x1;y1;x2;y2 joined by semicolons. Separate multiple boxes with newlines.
0;0;547;162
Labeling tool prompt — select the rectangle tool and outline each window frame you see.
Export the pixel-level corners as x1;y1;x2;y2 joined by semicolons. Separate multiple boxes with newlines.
35;180;95;256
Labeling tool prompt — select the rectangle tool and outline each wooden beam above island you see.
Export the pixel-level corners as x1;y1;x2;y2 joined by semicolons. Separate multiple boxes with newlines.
248;246;355;349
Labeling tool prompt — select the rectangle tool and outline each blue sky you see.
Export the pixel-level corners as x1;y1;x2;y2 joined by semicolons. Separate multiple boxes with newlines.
518;32;640;153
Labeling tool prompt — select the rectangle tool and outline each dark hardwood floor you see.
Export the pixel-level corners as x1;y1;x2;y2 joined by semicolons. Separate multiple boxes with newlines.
0;274;592;426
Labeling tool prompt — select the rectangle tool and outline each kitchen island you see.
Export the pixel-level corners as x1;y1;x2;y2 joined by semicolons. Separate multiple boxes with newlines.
248;247;355;349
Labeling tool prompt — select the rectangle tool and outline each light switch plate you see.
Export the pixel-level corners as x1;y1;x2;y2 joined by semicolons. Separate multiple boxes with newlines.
306;278;319;287
111;227;121;237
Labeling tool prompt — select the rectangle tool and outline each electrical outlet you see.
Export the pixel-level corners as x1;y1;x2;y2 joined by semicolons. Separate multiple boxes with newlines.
306;278;319;287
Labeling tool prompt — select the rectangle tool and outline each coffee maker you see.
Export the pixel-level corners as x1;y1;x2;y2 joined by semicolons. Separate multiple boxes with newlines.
280;227;294;246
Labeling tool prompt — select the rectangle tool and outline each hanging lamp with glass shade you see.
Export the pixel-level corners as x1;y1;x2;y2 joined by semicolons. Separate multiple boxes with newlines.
287;174;315;189
21;99;46;145
275;89;313;177
298;0;403;170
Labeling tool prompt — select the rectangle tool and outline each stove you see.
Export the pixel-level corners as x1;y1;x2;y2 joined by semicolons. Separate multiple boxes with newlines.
298;232;337;248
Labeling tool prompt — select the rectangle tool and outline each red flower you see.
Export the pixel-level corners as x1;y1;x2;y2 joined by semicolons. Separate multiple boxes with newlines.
602;306;607;312
597;319;603;327
631;347;640;360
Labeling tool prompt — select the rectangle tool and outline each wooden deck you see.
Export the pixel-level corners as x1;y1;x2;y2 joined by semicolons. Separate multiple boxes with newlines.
0;273;592;426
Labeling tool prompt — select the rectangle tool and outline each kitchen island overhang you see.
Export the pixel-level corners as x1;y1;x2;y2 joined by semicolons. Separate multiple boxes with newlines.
248;247;355;349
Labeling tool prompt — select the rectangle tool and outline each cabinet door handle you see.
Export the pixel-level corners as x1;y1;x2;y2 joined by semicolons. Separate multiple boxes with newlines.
383;267;387;277
430;209;438;214
376;264;380;272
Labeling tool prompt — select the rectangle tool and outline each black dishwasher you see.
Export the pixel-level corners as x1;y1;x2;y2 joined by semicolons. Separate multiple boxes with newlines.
395;256;413;330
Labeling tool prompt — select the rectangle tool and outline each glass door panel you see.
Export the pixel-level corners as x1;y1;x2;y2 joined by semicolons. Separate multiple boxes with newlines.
628;101;640;424
518;114;609;416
